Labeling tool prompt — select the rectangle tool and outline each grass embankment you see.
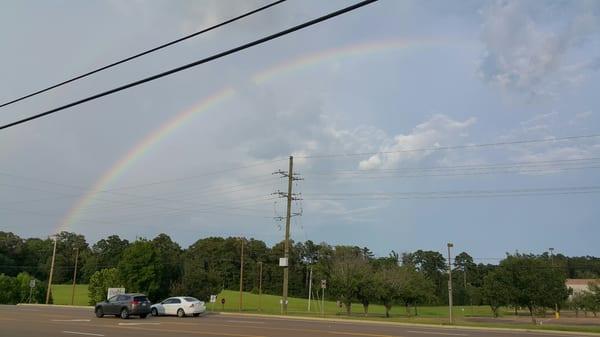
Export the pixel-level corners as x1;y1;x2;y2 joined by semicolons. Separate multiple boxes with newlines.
51;284;90;306
49;286;600;334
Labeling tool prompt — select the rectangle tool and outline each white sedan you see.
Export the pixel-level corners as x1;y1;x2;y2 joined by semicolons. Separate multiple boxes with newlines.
151;297;206;317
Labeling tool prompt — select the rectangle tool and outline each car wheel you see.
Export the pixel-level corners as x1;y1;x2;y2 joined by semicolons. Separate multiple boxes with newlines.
140;314;147;319
193;313;200;317
120;308;130;319
177;309;185;318
95;307;104;318
151;308;158;316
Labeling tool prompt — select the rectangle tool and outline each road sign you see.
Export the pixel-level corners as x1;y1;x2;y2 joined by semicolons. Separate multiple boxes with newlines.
279;257;288;267
107;288;125;300
321;279;327;289
210;295;217;303
29;279;36;288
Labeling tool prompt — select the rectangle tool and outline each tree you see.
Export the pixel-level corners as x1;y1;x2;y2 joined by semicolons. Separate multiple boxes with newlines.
329;246;370;315
397;266;435;316
489;255;569;323
402;250;446;304
118;240;162;301
88;268;121;305
482;268;511;317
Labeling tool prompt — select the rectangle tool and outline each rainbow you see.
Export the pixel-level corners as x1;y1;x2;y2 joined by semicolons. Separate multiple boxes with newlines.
56;87;235;233
57;37;442;233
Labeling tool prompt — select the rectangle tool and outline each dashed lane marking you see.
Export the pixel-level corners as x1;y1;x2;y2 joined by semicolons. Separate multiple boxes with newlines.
52;319;92;322
226;320;265;324
118;322;161;326
62;331;104;336
407;331;469;336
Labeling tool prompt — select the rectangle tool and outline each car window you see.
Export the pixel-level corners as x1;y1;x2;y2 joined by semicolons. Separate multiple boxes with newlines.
117;295;129;302
108;295;119;303
184;297;198;302
134;296;148;302
171;298;181;304
162;298;173;304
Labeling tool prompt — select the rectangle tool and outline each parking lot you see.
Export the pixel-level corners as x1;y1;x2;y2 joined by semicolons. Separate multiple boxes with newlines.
0;305;596;337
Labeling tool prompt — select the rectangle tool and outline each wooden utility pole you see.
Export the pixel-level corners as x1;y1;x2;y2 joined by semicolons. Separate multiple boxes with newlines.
46;236;58;304
258;261;263;312
307;266;313;312
282;155;293;315
71;247;79;305
239;238;245;312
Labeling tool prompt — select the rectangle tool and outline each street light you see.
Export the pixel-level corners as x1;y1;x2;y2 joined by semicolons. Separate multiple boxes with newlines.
549;247;559;319
447;242;454;325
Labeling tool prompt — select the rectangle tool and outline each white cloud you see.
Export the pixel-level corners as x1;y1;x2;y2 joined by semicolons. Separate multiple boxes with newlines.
358;115;476;170
478;0;600;94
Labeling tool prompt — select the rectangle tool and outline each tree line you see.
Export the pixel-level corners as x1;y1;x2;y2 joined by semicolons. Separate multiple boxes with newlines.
1;231;599;318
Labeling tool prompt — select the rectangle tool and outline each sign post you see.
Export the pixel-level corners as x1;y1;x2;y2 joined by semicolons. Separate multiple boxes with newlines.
28;279;36;303
210;295;217;312
320;279;327;317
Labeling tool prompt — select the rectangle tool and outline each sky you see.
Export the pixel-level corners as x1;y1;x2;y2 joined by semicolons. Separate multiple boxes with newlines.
1;0;599;261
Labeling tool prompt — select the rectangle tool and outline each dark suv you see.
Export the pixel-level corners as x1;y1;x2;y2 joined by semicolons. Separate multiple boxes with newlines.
95;293;151;319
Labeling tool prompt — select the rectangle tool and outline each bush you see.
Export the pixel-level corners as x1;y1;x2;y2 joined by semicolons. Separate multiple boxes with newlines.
0;272;45;304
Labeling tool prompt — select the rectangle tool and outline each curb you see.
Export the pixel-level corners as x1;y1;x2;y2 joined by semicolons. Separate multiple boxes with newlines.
17;303;93;310
215;311;600;336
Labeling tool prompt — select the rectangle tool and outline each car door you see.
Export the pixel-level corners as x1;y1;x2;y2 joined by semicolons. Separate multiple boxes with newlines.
116;295;129;313
165;298;181;315
160;298;174;315
105;295;119;315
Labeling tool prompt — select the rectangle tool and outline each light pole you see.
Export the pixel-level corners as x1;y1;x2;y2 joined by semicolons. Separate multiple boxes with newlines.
549;247;559;319
45;235;58;304
447;242;454;324
239;238;245;312
258;261;263;312
71;247;79;305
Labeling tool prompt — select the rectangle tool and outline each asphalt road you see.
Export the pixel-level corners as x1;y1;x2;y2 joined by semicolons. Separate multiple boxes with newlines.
0;305;592;337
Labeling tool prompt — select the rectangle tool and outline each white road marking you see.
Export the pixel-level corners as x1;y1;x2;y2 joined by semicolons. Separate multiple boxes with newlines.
52;319;92;322
62;331;104;337
118;322;161;326
407;331;468;336
226;320;265;324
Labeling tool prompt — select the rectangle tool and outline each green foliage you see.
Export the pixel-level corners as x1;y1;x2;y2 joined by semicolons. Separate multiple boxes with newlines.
118;240;163;301
0;272;45;304
88;268;121;305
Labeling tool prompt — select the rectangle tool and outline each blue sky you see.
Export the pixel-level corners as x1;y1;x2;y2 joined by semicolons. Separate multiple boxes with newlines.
0;0;599;260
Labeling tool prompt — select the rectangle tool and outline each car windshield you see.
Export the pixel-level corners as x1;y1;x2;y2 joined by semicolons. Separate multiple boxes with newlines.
134;296;148;302
184;297;199;302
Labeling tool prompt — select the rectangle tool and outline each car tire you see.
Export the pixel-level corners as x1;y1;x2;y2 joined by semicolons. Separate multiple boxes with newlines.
120;308;130;319
140;314;147;319
151;308;158;316
193;313;200;317
177;309;185;318
95;307;104;318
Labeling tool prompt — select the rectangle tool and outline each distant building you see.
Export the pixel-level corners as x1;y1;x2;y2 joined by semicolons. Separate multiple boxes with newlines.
566;279;599;298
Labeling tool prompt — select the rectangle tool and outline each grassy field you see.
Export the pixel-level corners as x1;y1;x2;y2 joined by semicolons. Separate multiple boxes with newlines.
51;284;90;306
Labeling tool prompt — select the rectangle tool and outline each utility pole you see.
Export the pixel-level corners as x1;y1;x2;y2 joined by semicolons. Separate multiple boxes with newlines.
273;156;302;315
447;242;454;325
239;238;245;312
71;247;79;305
46;235;58;304
258;261;263;312
307;266;313;312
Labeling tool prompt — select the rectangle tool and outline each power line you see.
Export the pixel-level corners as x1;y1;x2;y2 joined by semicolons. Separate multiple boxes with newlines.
0;0;378;130
295;134;600;159
0;0;287;109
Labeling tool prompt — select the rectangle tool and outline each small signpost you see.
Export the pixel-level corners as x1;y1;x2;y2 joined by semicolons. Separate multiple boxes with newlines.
210;295;217;312
320;279;327;317
221;297;226;311
28;279;36;303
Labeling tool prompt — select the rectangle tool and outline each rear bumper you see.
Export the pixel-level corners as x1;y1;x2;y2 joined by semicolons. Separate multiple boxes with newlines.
188;306;206;314
130;305;151;315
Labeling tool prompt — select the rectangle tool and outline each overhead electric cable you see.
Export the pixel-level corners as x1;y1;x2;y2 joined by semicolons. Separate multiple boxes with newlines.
0;0;287;109
0;0;378;130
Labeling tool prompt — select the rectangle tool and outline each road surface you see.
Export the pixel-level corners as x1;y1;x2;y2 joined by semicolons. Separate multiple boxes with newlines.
0;305;592;337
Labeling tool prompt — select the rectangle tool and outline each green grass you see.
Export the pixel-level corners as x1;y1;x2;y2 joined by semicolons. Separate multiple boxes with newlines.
51;284;90;306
